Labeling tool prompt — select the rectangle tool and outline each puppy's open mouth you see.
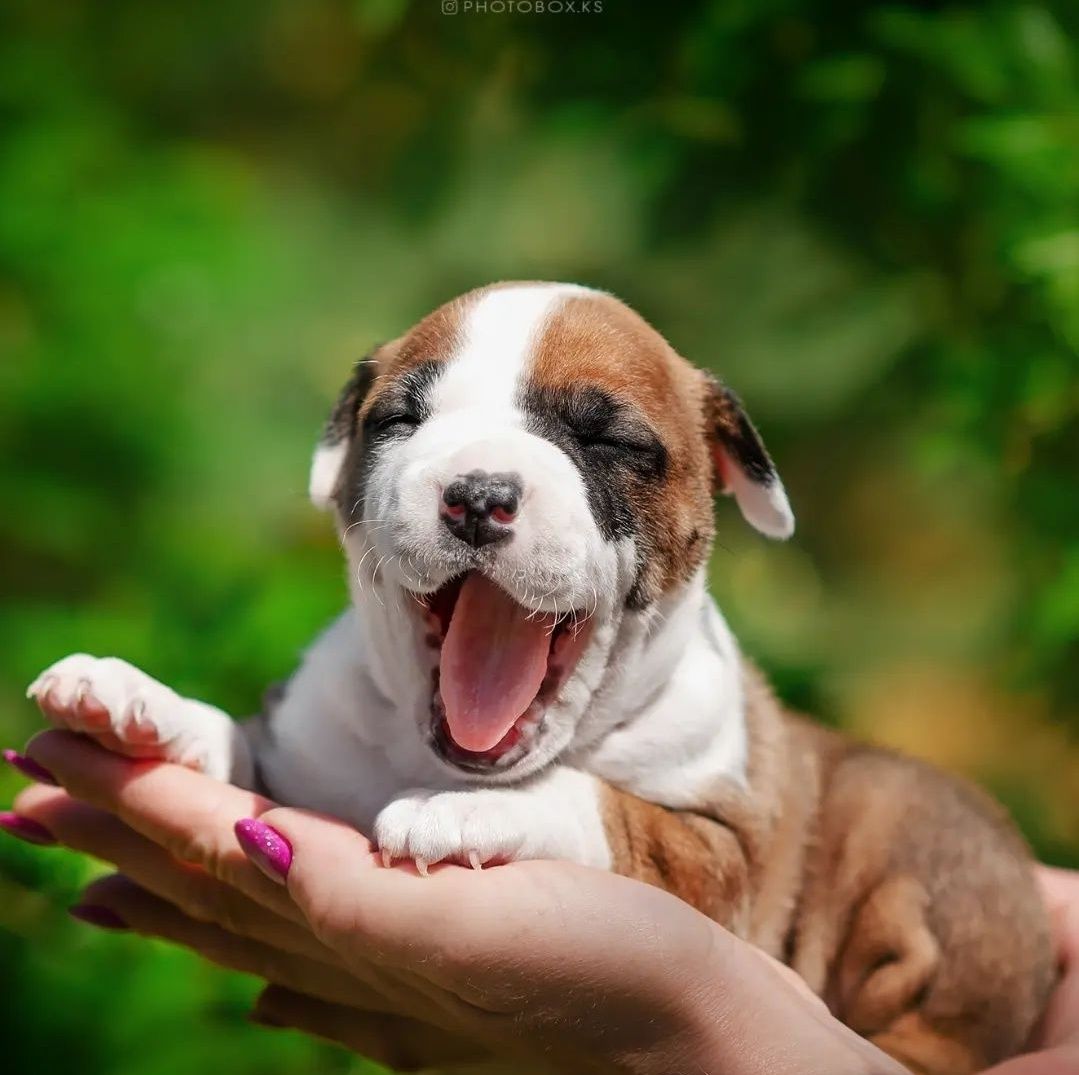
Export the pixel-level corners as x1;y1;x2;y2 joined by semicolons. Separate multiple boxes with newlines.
417;572;592;769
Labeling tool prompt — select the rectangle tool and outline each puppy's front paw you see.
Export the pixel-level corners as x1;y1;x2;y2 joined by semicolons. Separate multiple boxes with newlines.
374;789;538;874
26;654;221;774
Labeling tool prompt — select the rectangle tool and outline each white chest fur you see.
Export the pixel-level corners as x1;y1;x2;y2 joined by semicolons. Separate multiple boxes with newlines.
258;570;747;839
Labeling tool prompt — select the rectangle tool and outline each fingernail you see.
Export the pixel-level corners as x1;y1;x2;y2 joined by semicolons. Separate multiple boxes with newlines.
3;749;59;786
234;818;292;884
0;812;56;846
68;905;128;931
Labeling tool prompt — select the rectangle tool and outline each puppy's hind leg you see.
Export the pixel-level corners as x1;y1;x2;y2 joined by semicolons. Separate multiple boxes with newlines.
27;654;254;787
829;875;971;1075
808;749;1054;1075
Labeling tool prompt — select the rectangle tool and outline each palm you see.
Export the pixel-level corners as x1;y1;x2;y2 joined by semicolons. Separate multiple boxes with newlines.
5;732;1076;1075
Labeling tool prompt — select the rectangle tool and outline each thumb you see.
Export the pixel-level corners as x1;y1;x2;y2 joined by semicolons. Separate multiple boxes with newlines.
232;806;463;966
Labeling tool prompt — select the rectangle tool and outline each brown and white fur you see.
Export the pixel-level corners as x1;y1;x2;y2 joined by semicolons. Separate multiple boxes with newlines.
29;283;1053;1073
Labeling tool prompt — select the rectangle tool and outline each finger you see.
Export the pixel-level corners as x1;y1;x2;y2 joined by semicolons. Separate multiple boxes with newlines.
236;806;700;1013
1040;867;1079;910
252;985;488;1071
12;784;336;965
23;730;301;921
22;732;470;969
1038;866;1079;943
1029;877;1079;1050
79;875;394;1012
235;805;477;970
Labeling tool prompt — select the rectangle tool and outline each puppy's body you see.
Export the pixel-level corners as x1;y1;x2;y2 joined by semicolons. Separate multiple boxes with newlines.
604;668;1054;1073
31;283;1053;1073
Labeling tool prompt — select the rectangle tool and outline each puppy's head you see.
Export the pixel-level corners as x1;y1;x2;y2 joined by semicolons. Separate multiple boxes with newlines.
311;283;793;779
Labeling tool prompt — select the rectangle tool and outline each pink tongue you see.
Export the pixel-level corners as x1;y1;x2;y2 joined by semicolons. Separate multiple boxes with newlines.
440;574;555;753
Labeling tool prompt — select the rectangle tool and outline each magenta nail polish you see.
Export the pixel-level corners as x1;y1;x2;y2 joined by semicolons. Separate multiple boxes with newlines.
0;811;56;846
3;749;59;786
69;905;128;930
235;818;292;883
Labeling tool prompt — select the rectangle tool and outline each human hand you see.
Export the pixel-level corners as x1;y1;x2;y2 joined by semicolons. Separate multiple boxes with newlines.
4;731;1063;1074
979;867;1078;1074
7;731;898;1074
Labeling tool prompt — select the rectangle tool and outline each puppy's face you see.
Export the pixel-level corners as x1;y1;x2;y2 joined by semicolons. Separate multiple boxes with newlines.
312;284;793;780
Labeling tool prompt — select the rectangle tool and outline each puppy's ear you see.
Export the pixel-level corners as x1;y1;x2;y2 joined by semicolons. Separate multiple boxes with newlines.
703;374;794;539
309;356;377;510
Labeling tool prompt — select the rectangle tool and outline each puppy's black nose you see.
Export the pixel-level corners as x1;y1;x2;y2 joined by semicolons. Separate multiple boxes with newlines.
440;470;521;548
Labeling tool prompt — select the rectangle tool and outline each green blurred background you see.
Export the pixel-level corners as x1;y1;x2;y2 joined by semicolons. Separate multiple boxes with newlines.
1;1;1077;1072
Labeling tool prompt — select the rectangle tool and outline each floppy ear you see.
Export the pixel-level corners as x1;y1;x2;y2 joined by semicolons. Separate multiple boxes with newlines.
703;374;794;539
309;356;377;510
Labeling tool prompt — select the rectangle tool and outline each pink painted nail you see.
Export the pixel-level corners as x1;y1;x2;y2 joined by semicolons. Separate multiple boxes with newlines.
235;818;292;883
0;811;56;846
3;749;59;786
69;905;128;930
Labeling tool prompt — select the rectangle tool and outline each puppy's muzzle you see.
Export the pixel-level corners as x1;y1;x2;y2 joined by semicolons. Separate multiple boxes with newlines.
440;470;521;549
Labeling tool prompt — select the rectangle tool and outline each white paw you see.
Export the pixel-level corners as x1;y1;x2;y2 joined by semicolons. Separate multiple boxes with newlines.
26;654;233;778
373;788;544;874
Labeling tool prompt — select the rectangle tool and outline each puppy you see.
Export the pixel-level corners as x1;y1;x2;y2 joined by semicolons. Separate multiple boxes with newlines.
29;283;1053;1073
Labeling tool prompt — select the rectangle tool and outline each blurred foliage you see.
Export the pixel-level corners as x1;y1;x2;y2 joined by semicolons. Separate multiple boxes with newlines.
1;0;1077;1072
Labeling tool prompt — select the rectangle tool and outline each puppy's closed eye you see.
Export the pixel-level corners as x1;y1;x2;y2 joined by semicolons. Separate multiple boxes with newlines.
368;410;421;435
363;360;443;441
559;388;666;478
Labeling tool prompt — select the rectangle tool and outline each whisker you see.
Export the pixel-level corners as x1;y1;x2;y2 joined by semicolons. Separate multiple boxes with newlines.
371;555;388;607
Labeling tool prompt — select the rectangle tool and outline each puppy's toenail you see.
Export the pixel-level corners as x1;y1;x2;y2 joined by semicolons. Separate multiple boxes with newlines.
415;857;429;877
74;679;90;704
468;850;483;871
380;848;393;869
28;675;56;701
